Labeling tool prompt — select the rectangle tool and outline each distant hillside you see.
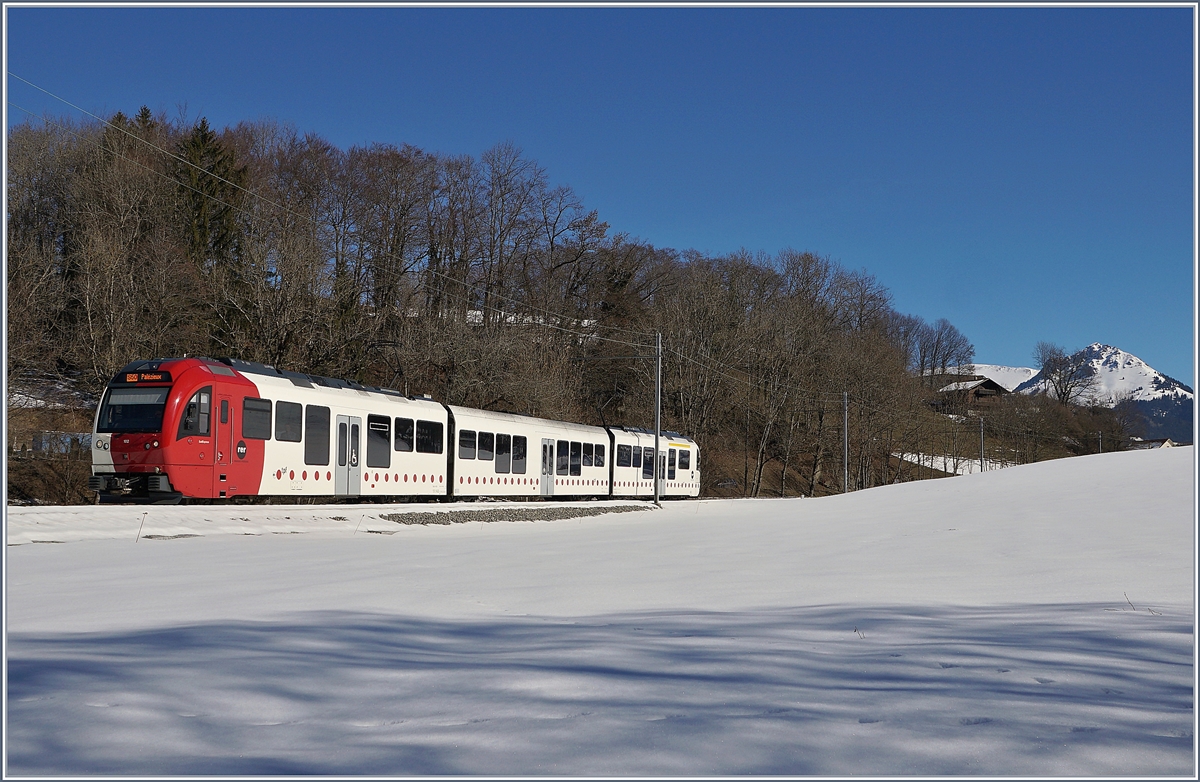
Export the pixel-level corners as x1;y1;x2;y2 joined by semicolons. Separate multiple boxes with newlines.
1008;344;1193;443
963;364;1039;392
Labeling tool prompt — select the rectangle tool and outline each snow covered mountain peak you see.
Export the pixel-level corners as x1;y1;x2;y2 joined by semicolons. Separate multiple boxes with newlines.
1072;343;1191;405
966;345;1192;443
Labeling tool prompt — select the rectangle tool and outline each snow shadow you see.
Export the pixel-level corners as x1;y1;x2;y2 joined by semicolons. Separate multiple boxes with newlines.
7;603;1193;775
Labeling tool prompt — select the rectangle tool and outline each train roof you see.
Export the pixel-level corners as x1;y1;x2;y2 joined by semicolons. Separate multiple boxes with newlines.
610;426;697;445
445;404;607;434
211;358;448;408
113;357;442;406
110;359;697;446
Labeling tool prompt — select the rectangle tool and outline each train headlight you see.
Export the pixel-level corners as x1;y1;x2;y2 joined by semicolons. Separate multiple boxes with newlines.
152;440;159;448
102;441;109;450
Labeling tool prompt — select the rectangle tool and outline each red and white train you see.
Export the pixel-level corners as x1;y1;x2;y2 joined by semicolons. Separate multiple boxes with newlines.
89;357;701;504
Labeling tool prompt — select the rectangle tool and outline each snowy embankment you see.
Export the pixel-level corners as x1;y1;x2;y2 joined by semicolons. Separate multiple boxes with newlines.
893;451;1013;475
6;448;1195;775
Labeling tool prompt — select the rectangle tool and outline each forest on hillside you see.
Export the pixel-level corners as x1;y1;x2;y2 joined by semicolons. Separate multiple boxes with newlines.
7;109;1140;503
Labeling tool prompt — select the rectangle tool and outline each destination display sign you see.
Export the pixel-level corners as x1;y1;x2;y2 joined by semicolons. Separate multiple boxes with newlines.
115;371;173;384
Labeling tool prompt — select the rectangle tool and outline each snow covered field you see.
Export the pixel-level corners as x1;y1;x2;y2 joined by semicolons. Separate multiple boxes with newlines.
6;447;1196;775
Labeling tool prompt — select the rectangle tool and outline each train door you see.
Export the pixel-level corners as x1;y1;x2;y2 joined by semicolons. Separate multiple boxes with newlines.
213;395;234;498
540;438;555;497
657;450;667;496
335;414;361;497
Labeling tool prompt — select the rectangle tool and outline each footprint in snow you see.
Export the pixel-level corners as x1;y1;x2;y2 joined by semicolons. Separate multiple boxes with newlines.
858;717;883;724
939;663;960;669
1034;677;1055;684
960;717;993;726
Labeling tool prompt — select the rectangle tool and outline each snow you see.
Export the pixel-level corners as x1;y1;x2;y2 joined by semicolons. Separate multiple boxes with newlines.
1011;344;1194;405
961;364;1040;392
7;376;96;410
1074;343;1194;405
6;447;1196;775
970;347;1194;404
6;390;63;410
894;451;1013;475
937;379;989;393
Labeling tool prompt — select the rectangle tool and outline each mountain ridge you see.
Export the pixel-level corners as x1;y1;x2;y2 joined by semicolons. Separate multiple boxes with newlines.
966;344;1192;443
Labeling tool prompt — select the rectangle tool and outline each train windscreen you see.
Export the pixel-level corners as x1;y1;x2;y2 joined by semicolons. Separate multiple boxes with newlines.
97;387;169;433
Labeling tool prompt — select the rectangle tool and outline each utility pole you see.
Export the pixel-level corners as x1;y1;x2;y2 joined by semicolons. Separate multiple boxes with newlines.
654;331;662;507
843;391;849;493
979;417;985;473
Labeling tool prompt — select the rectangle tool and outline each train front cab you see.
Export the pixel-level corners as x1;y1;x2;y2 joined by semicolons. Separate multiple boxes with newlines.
90;358;262;503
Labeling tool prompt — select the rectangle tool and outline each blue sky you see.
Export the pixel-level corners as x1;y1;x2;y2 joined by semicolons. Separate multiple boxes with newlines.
5;6;1195;383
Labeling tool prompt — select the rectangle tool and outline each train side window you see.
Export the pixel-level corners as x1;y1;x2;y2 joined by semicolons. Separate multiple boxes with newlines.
459;429;477;459
512;436;527;474
220;399;229;424
668;448;677;480
395;417;414;452
305;406;331;465
338;422;348;466
556;440;569;475
416;420;443;453
275;401;302;442
642;447;655;479
569;442;582;476
595;444;605;467
582;443;593;467
678;449;691;470
242;398;271;440
631;445;642;469
478;432;495;461
350;423;359;467
177;386;213;439
495;433;511;473
616;444;632;467
366;414;391;468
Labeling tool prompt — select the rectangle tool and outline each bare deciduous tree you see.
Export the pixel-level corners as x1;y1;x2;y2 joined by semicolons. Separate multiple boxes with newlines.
1033;341;1097;405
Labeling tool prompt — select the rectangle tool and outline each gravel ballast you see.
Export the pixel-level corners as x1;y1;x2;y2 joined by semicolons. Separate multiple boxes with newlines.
378;504;653;526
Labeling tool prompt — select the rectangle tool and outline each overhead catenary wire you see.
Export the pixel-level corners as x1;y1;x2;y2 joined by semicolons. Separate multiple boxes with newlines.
11;81;1101;458
8;77;956;415
8;76;927;413
7;74;657;341
9;94;873;411
7;99;654;353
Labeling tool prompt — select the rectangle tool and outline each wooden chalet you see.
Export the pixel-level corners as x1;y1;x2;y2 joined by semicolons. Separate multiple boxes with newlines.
930;375;1009;409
